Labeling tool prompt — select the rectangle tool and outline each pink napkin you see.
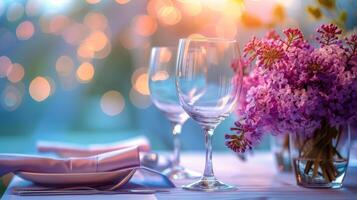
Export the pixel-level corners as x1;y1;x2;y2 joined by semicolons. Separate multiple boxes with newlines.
37;137;151;157
0;146;140;176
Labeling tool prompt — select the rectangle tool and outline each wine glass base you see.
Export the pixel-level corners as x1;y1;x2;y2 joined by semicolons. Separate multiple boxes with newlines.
162;166;201;180
182;176;237;192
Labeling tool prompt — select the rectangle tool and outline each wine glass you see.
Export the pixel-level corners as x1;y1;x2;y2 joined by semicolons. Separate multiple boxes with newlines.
148;46;200;180
176;38;242;191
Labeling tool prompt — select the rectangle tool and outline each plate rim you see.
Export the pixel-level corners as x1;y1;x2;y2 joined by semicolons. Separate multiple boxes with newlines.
16;166;137;176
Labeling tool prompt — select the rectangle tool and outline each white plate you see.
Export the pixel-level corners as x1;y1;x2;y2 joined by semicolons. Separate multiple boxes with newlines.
16;168;136;186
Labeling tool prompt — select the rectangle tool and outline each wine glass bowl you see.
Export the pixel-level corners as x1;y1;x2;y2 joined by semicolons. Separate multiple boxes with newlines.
148;46;200;180
176;38;242;191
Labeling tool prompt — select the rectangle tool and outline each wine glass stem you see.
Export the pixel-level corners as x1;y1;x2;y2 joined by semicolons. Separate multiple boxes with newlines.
172;123;182;168
203;128;214;178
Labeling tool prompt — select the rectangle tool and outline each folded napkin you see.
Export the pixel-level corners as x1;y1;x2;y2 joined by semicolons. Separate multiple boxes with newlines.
37;137;150;157
0;146;140;177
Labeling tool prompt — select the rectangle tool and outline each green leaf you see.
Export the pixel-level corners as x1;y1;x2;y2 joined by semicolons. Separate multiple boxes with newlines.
317;0;336;10
339;11;348;23
307;6;323;19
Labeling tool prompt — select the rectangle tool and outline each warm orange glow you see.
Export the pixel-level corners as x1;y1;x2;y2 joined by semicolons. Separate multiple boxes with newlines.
76;62;95;83
215;18;237;39
115;0;130;4
147;0;172;18
16;21;35;40
241;11;263;28
158;6;182;25
84;31;108;52
49;15;70;35
84;12;108;31
29;76;51;102
151;70;169;81
0;56;12;78
159;48;172;63
134;73;150;95
7;63;25;83
95;42;112;59
178;0;202;16
56;55;74;76
131;67;146;85
129;88;151;109
133;15;157;37
86;0;101;4
188;33;206;39
100;90;125;116
204;0;227;11
77;44;95;59
6;2;24;22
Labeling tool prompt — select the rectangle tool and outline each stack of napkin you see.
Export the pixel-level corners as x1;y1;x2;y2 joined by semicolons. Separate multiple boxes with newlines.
0;137;174;192
37;137;151;157
0;146;140;177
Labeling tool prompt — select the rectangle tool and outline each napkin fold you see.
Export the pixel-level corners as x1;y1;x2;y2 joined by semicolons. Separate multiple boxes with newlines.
0;146;140;177
37;137;150;157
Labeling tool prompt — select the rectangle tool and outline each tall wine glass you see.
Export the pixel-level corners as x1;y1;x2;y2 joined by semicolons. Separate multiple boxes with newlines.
176;38;242;191
148;46;200;180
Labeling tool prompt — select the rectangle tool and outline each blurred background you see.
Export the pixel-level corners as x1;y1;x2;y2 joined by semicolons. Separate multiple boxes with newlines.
0;0;356;155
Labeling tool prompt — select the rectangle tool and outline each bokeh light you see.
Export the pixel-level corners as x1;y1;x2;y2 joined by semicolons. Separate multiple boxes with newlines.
151;70;169;81
0;56;12;78
178;0;202;16
29;76;51;102
159;48;172;63
7;63;25;83
134;73;150;95
86;0;101;4
94;42;112;59
1;85;23;111
76;62;95;83
84;31;108;52
44;0;72;13
84;12;108;31
56;55;74;76
157;6;182;25
188;33;206;39
115;0;130;5
133;15;157;37
100;90;125;116
16;21;35;40
6;2;24;22
77;43;95;60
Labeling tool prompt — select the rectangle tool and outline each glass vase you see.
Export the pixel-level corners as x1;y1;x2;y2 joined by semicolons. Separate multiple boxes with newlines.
289;122;350;188
271;134;292;172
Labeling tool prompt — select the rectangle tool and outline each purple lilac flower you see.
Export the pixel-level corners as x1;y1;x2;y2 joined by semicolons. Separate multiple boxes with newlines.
226;24;357;153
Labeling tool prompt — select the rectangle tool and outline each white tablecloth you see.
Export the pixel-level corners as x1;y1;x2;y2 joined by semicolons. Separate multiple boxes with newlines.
2;152;357;200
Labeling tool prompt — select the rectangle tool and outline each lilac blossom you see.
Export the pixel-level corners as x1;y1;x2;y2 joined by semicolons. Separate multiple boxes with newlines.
226;24;357;153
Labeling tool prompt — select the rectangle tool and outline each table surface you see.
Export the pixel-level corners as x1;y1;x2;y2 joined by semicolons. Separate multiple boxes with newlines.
2;152;357;200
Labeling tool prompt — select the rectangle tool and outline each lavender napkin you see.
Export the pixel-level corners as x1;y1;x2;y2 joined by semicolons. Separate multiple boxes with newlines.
37;137;150;157
0;146;140;176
